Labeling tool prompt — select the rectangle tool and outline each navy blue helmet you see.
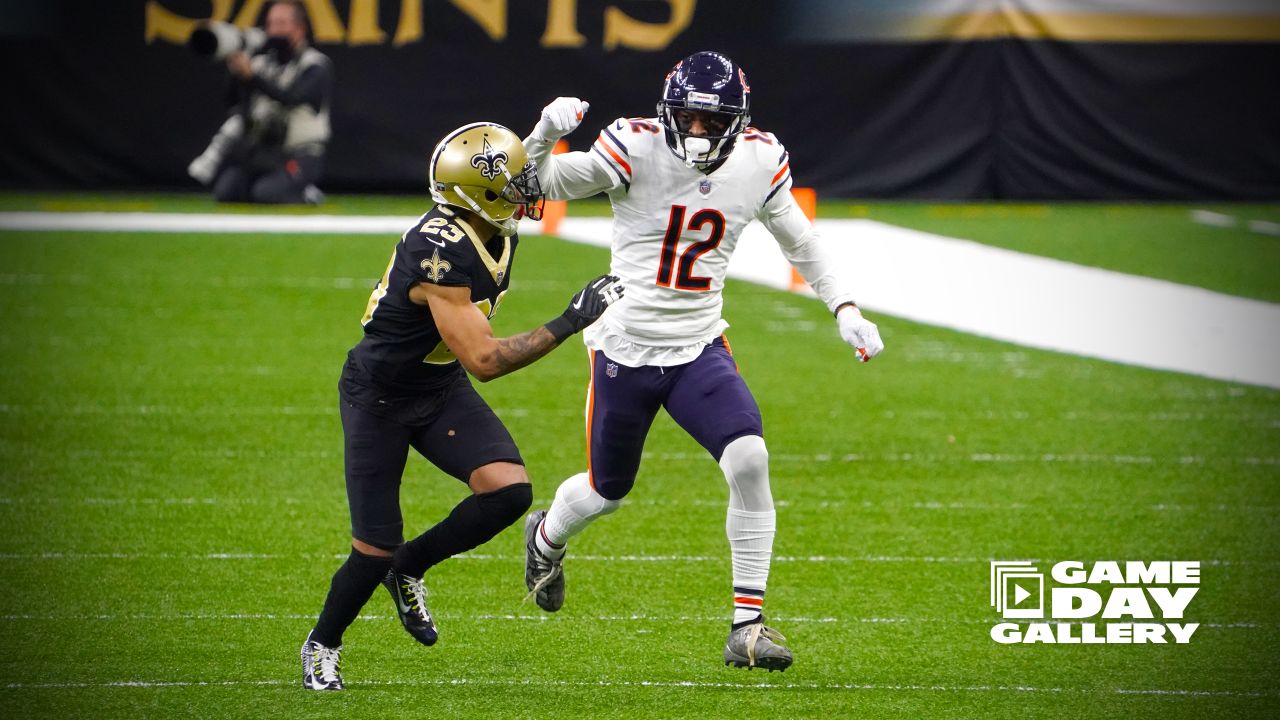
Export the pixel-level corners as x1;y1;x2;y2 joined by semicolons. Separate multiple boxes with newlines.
657;51;751;167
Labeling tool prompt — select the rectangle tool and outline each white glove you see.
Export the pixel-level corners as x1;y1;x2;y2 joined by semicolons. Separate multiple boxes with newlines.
531;97;589;143
837;305;884;363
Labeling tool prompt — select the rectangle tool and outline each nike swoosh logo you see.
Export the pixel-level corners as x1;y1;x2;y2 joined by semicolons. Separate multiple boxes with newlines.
387;581;413;613
572;292;585;310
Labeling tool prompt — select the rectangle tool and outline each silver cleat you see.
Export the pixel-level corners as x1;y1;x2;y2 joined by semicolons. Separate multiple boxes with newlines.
523;510;565;612
724;622;793;671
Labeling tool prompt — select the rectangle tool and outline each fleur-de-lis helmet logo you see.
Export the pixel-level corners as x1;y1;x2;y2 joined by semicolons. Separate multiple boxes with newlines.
470;137;509;181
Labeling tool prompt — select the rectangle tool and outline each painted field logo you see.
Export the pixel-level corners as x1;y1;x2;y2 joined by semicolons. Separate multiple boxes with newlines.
989;561;1200;644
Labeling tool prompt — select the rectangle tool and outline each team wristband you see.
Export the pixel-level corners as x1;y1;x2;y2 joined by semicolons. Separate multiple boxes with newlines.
545;315;577;344
834;301;858;318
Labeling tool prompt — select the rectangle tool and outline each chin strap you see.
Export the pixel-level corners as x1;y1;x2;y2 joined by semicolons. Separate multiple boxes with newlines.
449;184;517;236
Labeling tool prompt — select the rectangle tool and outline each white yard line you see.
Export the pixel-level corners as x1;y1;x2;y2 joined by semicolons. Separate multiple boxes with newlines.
0;551;1268;566
0;612;1261;629
2;496;1275;514
1;677;1273;697
2;211;1277;388
0;612;840;623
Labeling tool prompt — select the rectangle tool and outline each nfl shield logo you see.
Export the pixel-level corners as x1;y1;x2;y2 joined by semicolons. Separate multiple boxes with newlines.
698;179;712;196
606;362;618;378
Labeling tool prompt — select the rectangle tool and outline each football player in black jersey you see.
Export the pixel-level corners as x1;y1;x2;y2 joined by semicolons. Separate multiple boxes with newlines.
301;122;624;691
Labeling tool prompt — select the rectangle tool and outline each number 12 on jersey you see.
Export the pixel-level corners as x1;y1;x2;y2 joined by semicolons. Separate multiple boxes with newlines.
656;205;725;292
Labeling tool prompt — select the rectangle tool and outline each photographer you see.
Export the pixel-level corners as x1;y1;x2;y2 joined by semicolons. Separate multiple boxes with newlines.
188;1;331;204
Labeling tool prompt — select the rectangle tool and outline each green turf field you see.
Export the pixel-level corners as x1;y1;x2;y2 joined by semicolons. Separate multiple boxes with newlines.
1;198;1278;718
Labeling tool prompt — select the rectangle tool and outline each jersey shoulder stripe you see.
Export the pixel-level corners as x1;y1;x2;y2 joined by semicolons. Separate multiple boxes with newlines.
599;126;631;161
593;127;633;184
765;149;792;202
592;144;631;188
742;126;777;146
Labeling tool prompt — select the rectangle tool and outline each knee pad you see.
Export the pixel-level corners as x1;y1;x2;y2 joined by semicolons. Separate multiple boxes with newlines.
476;482;533;530
720;435;772;512
558;472;623;514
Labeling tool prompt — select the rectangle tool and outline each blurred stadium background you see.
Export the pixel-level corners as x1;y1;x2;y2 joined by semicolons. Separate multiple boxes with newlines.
1;1;1277;718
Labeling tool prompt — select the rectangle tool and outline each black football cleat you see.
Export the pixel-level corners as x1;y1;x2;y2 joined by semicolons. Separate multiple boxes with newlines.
382;569;438;646
300;630;344;691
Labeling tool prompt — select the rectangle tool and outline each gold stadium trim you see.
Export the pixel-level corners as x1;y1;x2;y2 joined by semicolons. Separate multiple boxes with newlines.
893;13;1280;42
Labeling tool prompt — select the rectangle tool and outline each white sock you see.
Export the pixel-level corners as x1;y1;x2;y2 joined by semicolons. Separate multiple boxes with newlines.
538;472;620;559
727;508;776;624
720;436;775;625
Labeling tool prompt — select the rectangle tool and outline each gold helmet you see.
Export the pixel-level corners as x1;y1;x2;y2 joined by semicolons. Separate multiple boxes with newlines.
428;122;544;237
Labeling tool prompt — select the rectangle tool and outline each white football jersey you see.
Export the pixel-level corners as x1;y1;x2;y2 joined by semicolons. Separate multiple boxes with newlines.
585;117;794;355
526;117;853;367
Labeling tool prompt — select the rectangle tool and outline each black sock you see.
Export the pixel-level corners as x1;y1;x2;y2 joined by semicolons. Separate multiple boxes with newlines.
393;483;532;577
311;548;393;647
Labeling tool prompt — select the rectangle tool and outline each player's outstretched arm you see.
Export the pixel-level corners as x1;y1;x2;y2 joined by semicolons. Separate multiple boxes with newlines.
761;189;885;363
418;275;624;382
522;97;615;201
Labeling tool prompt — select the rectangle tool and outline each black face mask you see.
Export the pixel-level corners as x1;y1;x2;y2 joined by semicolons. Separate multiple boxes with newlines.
265;36;293;62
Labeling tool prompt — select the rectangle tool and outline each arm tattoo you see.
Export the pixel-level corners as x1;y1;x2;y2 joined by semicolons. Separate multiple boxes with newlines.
490;325;560;377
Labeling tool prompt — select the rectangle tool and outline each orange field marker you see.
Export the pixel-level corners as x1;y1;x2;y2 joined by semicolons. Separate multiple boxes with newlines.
789;187;816;291
539;140;570;235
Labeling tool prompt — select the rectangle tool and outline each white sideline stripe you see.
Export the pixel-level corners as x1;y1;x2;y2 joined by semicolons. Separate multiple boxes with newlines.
1189;209;1237;228
0;613;1261;629
2;677;1272;697
0;212;415;235
0;272;567;291
0;551;1268;566
552;216;1280;390
1248;219;1280;236
4;211;1278;388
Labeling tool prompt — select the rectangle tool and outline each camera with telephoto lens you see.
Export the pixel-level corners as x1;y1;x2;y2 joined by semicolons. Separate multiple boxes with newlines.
187;21;267;60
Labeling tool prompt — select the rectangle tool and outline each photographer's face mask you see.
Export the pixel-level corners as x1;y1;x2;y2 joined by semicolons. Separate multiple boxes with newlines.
265;35;294;62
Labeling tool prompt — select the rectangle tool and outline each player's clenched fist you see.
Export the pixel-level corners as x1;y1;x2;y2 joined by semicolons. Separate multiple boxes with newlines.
531;97;590;143
837;305;884;363
545;274;625;343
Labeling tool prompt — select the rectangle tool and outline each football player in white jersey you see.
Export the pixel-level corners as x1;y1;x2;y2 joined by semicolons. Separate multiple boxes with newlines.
519;51;884;671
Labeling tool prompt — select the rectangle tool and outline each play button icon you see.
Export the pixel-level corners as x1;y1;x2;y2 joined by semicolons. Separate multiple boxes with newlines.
991;562;1045;618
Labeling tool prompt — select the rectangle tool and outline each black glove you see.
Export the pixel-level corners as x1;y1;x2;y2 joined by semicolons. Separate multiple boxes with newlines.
545;274;625;343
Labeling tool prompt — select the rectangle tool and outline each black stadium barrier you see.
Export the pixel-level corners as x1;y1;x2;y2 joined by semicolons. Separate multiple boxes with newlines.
2;0;1277;199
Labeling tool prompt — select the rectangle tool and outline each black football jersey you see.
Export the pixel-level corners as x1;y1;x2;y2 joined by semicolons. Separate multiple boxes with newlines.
347;205;516;393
